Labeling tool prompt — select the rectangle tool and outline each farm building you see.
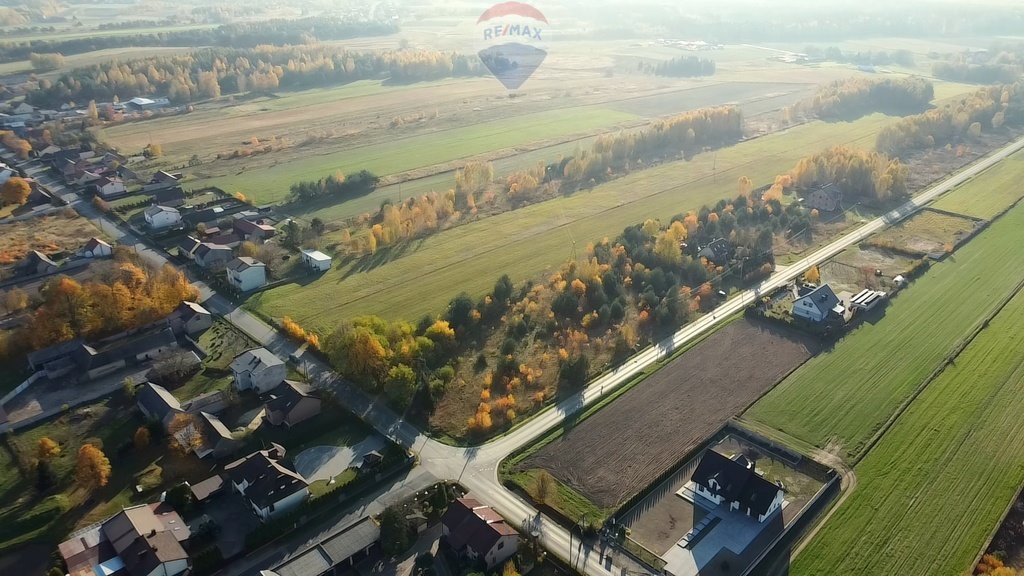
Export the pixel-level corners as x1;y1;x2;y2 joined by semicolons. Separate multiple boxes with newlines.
792;284;844;324
300;249;333;272
690;449;784;523
850;289;887;312
805;183;842;212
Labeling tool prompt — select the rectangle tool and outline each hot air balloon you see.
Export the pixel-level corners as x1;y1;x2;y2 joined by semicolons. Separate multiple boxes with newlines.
476;1;548;91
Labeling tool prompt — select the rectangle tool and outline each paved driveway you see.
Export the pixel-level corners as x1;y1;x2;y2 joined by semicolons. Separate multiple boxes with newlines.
294;434;390;482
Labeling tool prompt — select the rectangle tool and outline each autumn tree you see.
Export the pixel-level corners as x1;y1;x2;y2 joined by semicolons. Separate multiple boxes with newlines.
29;52;65;72
145;143;163;158
238;241;259;258
503;561;520;576
2;288;28;313
533;470;556;505
86;100;98;121
167;413;204;455
37;437;61;460
804;265;821;284
134;426;151;450
2;177;31;206
75;444;112;489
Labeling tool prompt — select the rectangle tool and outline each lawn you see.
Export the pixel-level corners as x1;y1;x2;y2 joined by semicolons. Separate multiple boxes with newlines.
792;285;1024;575
197;319;256;371
743;200;1024;461
248;112;900;332
866;208;977;255
932;148;1024;219
195;105;640;204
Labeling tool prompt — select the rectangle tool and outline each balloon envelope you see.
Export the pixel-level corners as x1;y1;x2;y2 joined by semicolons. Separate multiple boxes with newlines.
478;43;548;91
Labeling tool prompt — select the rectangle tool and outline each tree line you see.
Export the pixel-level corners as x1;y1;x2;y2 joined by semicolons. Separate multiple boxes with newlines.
288;170;381;205
805;46;915;67
790;146;908;204
876;82;1024;158
0;251;198;362
0;17;400;63
26;45;485;106
787;76;934;121
640;56;716;78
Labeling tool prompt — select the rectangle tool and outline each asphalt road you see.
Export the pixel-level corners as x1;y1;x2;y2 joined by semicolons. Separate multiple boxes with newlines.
16;133;1024;576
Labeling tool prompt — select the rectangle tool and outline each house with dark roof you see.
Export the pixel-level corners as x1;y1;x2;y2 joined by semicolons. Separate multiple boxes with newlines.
264;381;322;428
805;183;842;212
58;502;190;576
195;411;242;459
441;498;519;569
230;348;286;394
80;237;113;258
154;187;186;208
226;257;267;292
142;170;181;192
27;327;179;381
167;301;212;335
193;243;233;269
690;450;784;523
93;176;127;199
233;218;277;242
175;235;201;260
268;516;380;576
698;238;731;266
792;283;844;324
136;382;186;430
16;250;58;276
224;445;309;521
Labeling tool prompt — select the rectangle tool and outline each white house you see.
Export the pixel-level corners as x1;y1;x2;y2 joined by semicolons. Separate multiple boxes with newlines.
80;237;113;258
300;249;332;272
94;176;127;199
792;283;844;324
230;347;286;394
225;257;267;292
144;204;182;229
691;450;785;523
224;445;309;522
441;498;519;569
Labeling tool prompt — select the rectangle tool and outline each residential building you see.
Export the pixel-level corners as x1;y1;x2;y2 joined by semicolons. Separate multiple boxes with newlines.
80;237;113;258
142;170;181;192
690;449;785;523
154;187;186;208
15;250;58;276
175;236;201;260
168;301;212;335
300;249;332;273
698;238;731;266
264;381;322;428
26;326;178;381
144;205;182;229
193;243;233;269
805;183;842;212
441;498;519;570
792;283;844;324
136;382;186;430
225;257;267;292
224;445;309;521
206;233;242;248
267;516;380;576
58;502;190;576
233;218;276;242
194;411;243;458
93;176;127;199
0;162;14;186
230;348;286;394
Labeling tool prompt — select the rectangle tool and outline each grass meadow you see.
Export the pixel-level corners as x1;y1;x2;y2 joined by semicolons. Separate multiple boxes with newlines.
249;112;898;331
792;285;1024;575
932;148;1024;219
744;200;1024;461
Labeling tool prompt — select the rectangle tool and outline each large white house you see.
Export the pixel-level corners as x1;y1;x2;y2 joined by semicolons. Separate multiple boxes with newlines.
225;257;267;292
143;204;181;229
300;249;332;272
230;347;286;394
691;450;784;523
224;445;309;522
792;283;844;324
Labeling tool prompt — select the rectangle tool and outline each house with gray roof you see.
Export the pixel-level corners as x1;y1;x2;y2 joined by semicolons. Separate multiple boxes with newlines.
264;381;321;428
224;445;308;521
792;283;844;324
230;347;286;394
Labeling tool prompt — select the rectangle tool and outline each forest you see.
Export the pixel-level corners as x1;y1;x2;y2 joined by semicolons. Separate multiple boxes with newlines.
788;146;908;204
0;17;399;63
0;251;198;363
26;46;485;106
787;77;934;121
804;46;916;68
640;56;716;78
876;82;1024;158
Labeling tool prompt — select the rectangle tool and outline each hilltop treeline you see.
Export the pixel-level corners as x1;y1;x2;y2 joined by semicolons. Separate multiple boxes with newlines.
876;82;1024;157
933;62;1020;84
790;146;908;203
642;56;716;78
788;77;934;121
0;17;399;63
27;46;484;106
805;46;916;68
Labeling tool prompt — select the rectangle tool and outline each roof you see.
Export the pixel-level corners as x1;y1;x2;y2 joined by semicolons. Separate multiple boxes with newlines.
176;235;200;255
224;448;308;510
235;219;276;235
301;249;332;263
190;475;224;502
319;516;381;564
851;289;886;307
227;256;264;273
144;204;179;217
230;347;284;374
136;382;182;421
207;233;242;246
699;238;731;263
273;547;331;576
199;411;233;441
155;187;185;204
176;300;210;321
266;381;316;419
98;503;190;576
127;97;155;106
442;498;517;553
690;450;783;517
19;250;57;269
815;182;842;199
794;284;842;317
27;338;83;368
84;237;111;251
194;242;232;258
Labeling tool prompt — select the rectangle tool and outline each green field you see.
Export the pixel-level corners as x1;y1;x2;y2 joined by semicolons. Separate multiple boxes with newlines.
196;105;639;204
932;149;1024;219
248;112;897;332
745;200;1024;461
792;283;1024;575
1;23;218;43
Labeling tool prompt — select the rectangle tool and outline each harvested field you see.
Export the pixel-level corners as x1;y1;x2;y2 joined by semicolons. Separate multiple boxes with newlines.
0;213;104;265
866;208;977;255
515;319;820;508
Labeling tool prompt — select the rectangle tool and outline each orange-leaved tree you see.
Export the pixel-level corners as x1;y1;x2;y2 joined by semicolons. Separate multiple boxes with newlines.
75;444;112;489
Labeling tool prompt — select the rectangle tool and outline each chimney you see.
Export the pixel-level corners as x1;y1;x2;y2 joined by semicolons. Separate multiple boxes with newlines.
150;529;157;537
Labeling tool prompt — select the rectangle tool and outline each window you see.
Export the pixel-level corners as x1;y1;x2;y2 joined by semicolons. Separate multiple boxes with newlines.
497;542;504;550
